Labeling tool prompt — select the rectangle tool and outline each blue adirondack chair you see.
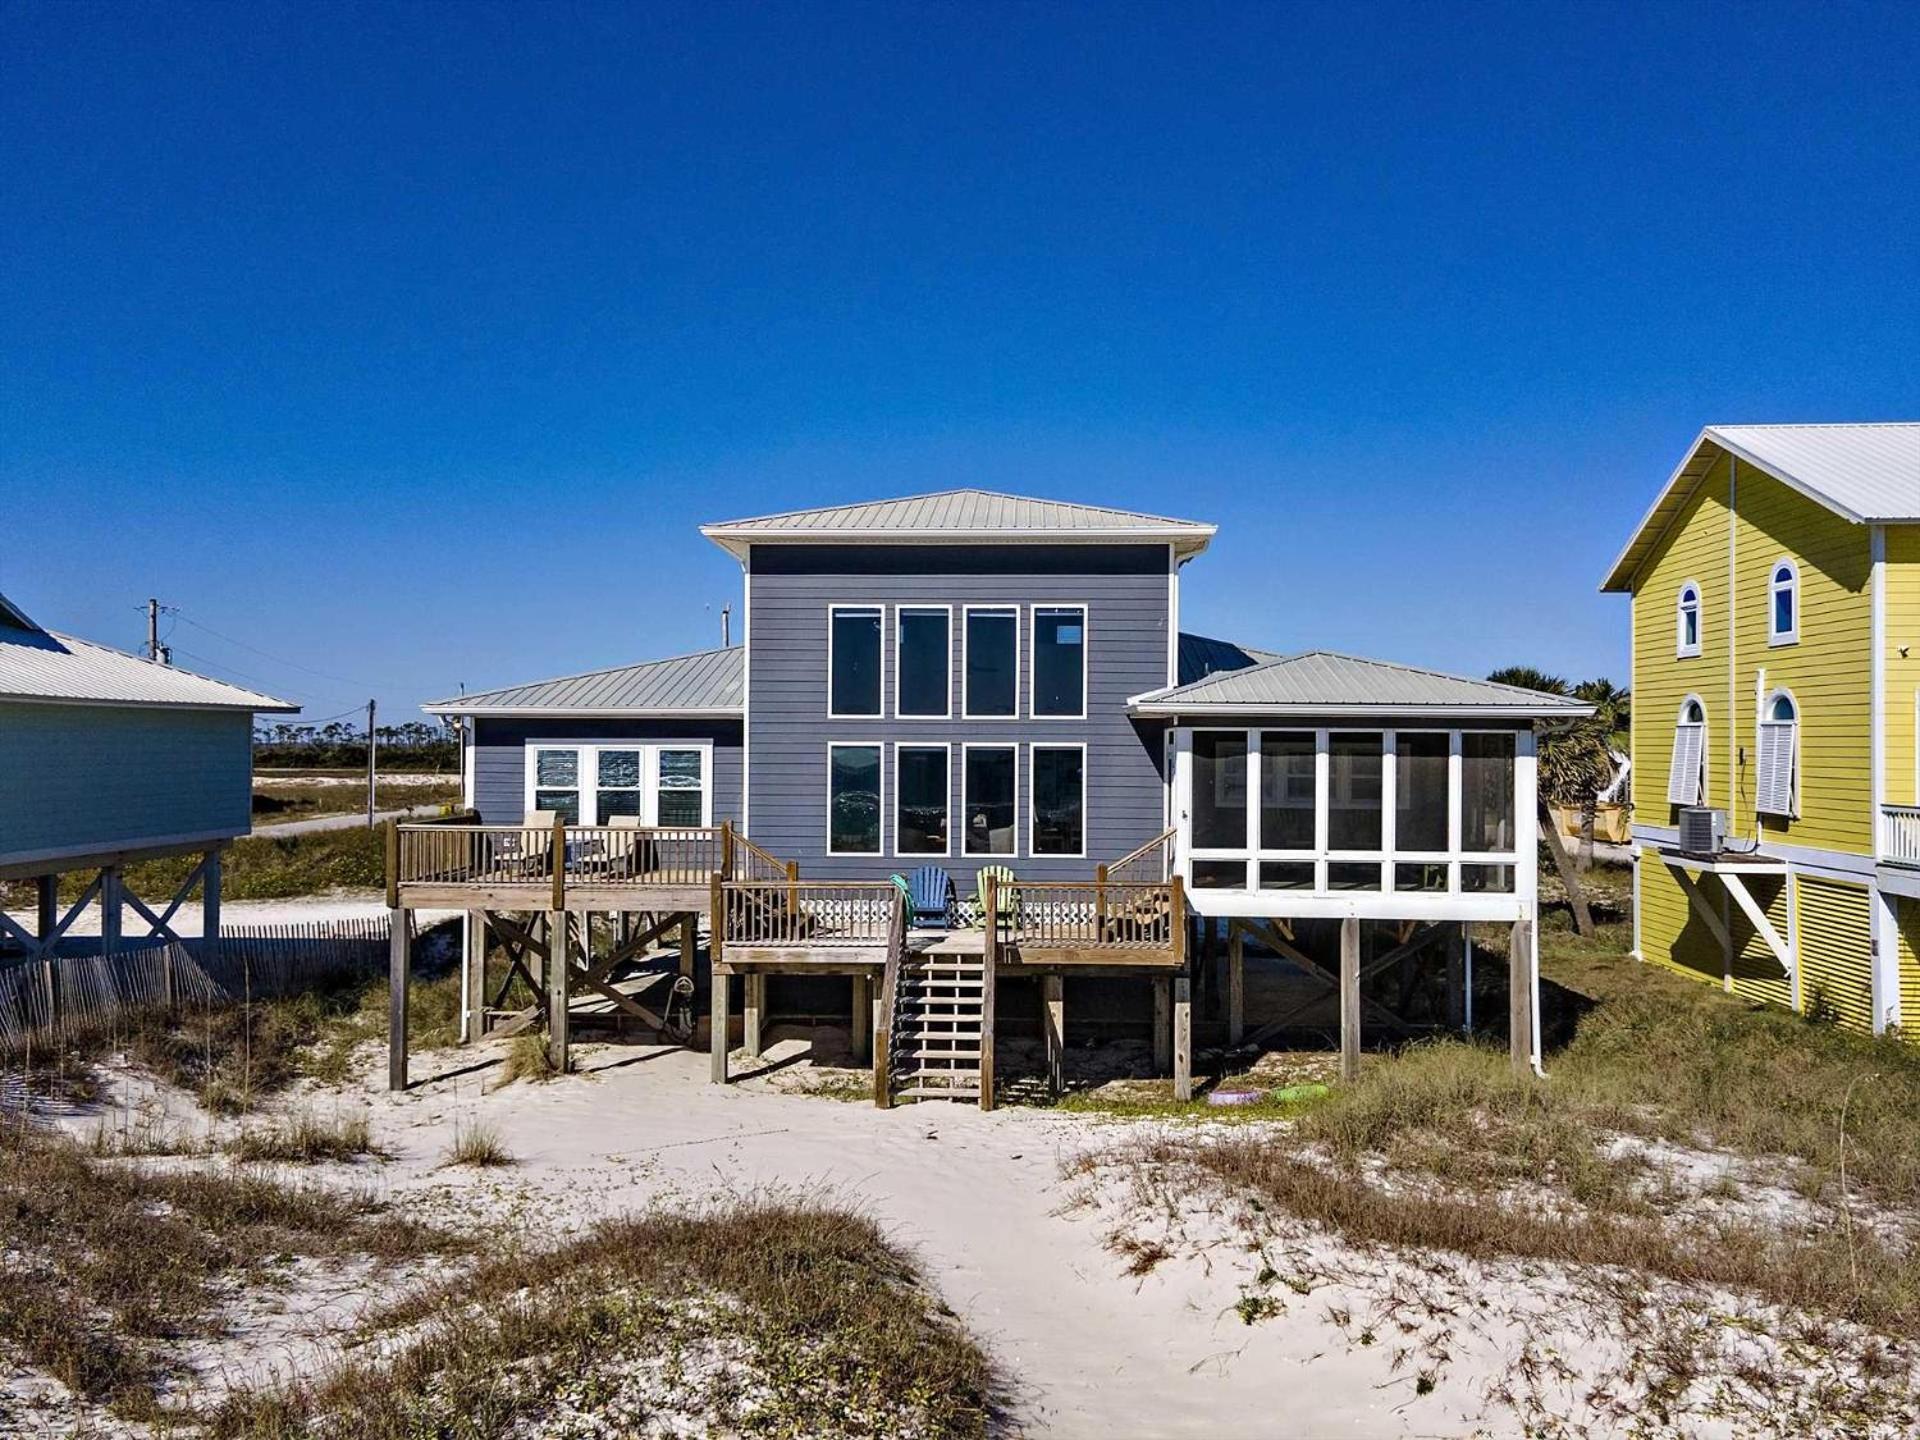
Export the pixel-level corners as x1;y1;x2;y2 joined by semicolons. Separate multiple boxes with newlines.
905;865;955;928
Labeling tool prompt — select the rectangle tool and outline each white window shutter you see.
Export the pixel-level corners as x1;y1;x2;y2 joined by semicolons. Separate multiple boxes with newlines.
1667;723;1703;806
1756;721;1796;816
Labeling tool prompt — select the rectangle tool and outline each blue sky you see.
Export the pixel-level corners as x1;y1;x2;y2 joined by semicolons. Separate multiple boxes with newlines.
4;1;1915;722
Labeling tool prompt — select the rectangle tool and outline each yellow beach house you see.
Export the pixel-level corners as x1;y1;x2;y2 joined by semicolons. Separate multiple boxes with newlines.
1601;423;1920;1039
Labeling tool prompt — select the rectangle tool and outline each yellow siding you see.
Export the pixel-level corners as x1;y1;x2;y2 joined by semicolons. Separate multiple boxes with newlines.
1733;468;1873;853
1627;455;1873;853
1886;525;1920;808
1728;871;1792;1010
1795;876;1873;1033
1898;898;1920;1037
1637;855;1727;989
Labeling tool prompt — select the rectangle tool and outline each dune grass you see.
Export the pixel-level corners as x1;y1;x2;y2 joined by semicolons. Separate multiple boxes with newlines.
442;1116;514;1167
228;1108;383;1163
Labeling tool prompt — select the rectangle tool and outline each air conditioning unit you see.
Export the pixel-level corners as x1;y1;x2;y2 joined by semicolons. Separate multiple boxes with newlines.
1678;806;1727;856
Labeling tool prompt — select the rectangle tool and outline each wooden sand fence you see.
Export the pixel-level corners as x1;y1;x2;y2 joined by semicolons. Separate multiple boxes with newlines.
0;917;396;1057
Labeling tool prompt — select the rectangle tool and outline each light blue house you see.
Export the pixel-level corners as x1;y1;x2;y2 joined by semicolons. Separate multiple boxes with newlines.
0;591;296;959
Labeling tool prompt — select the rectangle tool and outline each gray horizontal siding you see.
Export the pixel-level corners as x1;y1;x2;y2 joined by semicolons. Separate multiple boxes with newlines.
746;544;1172;883
471;717;744;826
0;701;253;865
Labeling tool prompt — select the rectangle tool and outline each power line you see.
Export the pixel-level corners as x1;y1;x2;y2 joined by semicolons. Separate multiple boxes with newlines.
172;612;376;689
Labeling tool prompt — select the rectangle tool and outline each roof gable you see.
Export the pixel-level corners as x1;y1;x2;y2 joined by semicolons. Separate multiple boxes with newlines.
701;488;1215;559
1132;650;1592;717
425;646;743;716
1602;423;1919;592
0;627;297;712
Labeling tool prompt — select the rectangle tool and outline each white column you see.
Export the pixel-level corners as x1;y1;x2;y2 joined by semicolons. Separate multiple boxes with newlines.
1871;887;1898;1035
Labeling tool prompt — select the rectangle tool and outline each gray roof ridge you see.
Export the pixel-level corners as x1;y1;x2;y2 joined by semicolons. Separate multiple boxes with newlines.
31;629;297;709
1156;647;1585;704
427;644;741;707
702;487;1213;532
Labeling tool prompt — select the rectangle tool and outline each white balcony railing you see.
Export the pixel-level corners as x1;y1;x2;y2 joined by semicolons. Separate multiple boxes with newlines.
1884;805;1920;868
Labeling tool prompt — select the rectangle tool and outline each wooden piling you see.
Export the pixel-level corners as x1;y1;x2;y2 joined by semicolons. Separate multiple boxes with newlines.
387;905;408;1091
1172;975;1192;1101
1042;974;1065;1095
1509;916;1534;1074
1339;915;1361;1082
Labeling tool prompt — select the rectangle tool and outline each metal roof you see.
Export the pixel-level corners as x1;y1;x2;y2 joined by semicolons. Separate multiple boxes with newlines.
0;625;298;712
1602;423;1919;592
1176;631;1284;686
702;488;1216;559
424;646;743;717
1131;651;1593;718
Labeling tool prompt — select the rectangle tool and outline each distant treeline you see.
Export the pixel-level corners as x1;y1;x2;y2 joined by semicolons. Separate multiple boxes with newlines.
254;720;456;772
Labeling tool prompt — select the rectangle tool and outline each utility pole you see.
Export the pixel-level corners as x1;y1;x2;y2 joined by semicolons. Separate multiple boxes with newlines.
146;599;170;665
721;605;732;647
366;699;378;828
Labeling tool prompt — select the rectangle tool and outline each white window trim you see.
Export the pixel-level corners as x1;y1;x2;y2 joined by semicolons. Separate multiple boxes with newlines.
893;604;953;720
1768;558;1800;648
827;604;887;720
893;741;952;858
522;740;714;827
1668;695;1708;808
961;742;1020;859
1029;740;1089;859
1756;687;1801;819
1676;579;1703;658
1028;602;1089;721
826;740;886;855
960;604;1021;721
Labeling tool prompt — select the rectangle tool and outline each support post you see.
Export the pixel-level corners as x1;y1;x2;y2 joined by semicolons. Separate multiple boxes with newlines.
743;972;764;1058
710;967;730;1083
1339;915;1361;1082
35;875;56;951
1172;975;1192;1101
548;911;571;1072
1509;916;1535;1075
1153;975;1172;1074
100;866;123;961
462;910;486;1044
678;912;695;978
851;974;872;1064
1228;922;1245;1047
1444;925;1466;1032
388;906;408;1091
1042;974;1065;1095
200;850;222;957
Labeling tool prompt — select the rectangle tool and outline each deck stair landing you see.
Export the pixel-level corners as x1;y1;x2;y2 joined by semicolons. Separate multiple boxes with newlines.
891;932;988;1103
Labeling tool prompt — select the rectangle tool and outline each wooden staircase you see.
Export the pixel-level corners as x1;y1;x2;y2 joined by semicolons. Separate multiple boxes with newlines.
877;929;997;1107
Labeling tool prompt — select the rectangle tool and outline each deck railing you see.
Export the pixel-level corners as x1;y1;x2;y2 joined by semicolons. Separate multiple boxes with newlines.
1884;805;1920;868
715;880;901;951
991;878;1184;953
391;821;727;902
1106;827;1176;886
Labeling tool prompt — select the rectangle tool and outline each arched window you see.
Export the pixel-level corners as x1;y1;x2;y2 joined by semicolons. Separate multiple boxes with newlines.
1768;559;1799;646
1667;696;1707;806
1756;690;1799;817
1676;581;1702;657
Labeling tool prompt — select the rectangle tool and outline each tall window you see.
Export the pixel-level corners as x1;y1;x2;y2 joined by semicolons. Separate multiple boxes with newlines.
895;745;950;855
829;607;883;717
595;749;643;820
533;748;580;824
964;607;1018;718
1667;698;1706;806
1031;605;1086;718
1259;731;1316;850
828;743;882;854
1328;732;1383;851
1031;745;1086;856
1756;691;1799;817
1676;581;1702;658
1192;731;1248;848
655;749;704;826
1394;733;1449;852
962;746;1017;855
896;607;950;718
1769;560;1799;646
1461;732;1516;852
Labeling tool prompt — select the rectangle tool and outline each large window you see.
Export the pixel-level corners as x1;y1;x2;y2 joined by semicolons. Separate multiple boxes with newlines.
1676;581;1702;658
1259;731;1316;850
828;743;882;854
829;606;883;718
895;745;950;855
1667;697;1706;806
1769;560;1799;646
1030;745;1086;856
896;607;951;718
1328;732;1383;851
963;745;1017;855
1461;732;1516;853
1394;733;1449;852
964;607;1018;718
1032;606;1087;717
524;742;711;826
1756;691;1798;817
1192;731;1249;849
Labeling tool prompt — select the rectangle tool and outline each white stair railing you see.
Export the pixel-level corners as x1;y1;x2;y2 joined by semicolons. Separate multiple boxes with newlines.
1884;805;1920;868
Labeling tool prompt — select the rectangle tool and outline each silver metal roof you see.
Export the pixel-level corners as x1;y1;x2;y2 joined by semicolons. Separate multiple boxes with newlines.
425;646;743;716
1603;423;1919;591
1176;631;1283;686
1131;651;1593;718
702;488;1216;559
0;624;298;712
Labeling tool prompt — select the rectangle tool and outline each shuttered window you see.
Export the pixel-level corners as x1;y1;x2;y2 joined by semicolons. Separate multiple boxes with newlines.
1756;693;1798;817
1667;700;1706;806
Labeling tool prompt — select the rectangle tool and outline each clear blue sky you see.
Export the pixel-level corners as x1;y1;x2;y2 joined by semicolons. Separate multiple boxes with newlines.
4;1;1915;722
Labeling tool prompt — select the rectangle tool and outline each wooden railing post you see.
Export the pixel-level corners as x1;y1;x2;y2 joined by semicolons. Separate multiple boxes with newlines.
551;817;567;911
1170;874;1186;964
1094;863;1108;940
785;860;799;918
385;822;400;909
720;821;736;880
710;874;725;966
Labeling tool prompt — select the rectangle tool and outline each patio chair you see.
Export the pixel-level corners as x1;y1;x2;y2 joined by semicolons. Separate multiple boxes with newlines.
604;813;648;877
503;809;556;878
905;865;955;928
965;865;1017;928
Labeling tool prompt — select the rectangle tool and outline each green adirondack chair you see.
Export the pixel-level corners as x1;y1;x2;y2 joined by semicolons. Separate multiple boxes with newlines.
970;865;1017;928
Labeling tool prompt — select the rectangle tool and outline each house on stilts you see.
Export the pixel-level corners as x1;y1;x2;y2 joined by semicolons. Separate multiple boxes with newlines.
389;491;1588;1102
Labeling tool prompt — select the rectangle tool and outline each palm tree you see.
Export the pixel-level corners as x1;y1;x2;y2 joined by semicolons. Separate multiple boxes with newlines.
1573;677;1630;739
1487;665;1570;696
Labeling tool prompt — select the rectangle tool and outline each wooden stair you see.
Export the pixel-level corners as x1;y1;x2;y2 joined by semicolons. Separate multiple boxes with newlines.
888;952;988;1102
